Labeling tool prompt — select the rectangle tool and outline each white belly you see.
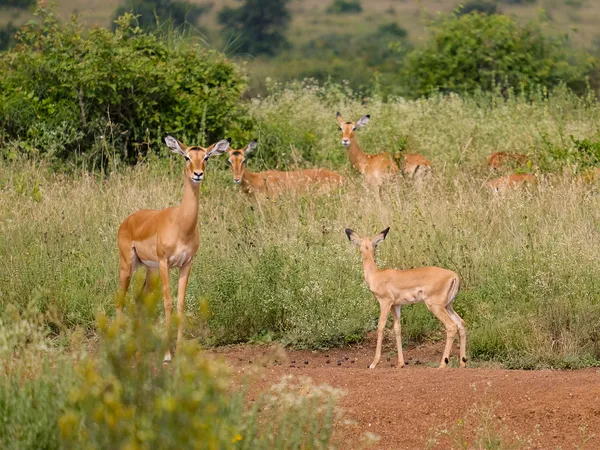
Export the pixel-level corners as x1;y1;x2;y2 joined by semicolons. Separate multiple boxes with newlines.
140;259;160;269
168;251;193;268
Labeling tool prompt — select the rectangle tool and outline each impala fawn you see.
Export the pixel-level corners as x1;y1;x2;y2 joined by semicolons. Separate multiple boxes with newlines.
345;227;466;369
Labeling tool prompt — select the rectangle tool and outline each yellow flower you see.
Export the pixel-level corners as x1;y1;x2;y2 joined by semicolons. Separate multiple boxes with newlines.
231;434;243;443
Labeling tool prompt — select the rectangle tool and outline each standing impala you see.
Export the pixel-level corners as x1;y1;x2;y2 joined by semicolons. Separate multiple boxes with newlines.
225;140;343;196
345;227;466;369
117;136;230;362
336;112;432;183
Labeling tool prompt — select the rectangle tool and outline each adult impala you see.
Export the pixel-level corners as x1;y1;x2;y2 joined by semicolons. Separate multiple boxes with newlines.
487;173;537;193
225;140;343;196
487;151;528;170
336;112;432;183
117;136;230;362
345;227;466;369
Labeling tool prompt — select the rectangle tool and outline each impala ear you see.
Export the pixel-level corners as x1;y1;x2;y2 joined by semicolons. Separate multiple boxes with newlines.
206;138;231;158
165;136;186;156
245;140;258;155
371;226;390;248
345;228;362;246
336;112;344;125
353;115;370;130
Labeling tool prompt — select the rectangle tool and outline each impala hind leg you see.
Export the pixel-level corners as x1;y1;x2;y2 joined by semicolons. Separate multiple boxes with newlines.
429;303;458;368
447;305;467;368
176;263;193;354
159;260;173;363
391;305;405;368
370;302;392;369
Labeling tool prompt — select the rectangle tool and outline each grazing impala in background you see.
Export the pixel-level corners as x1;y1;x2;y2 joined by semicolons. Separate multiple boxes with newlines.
345;227;466;369
224;140;343;196
337;112;431;183
401;152;432;180
487;173;537;193
117;136;230;362
487;151;528;170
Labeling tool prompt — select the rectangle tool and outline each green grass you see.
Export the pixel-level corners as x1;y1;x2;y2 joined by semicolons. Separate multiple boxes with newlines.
2;84;600;368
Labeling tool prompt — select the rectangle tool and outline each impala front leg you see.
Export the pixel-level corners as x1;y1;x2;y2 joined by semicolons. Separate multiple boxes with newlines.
159;259;173;363
370;302;392;369
176;262;193;354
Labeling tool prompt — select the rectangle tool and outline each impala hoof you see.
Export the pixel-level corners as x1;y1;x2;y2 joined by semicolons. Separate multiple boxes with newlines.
368;363;377;369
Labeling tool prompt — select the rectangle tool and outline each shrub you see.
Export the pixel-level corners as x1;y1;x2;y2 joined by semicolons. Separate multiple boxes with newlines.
401;12;597;97
326;0;362;14
0;6;250;167
60;285;344;449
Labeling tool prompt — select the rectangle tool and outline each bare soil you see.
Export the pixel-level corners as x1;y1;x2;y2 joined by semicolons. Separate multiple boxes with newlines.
210;334;600;449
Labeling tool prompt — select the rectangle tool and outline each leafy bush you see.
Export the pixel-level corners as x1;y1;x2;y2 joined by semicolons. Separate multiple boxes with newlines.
0;7;250;166
218;0;291;56
326;0;363;14
60;285;344;449
113;0;212;31
401;12;597;97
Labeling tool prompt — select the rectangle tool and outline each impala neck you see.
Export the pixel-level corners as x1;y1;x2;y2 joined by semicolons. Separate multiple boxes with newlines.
348;138;368;174
361;248;379;285
177;175;200;235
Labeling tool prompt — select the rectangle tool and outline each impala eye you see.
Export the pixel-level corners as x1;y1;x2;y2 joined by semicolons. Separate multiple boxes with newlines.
339;126;342;131
185;155;192;162
226;159;232;165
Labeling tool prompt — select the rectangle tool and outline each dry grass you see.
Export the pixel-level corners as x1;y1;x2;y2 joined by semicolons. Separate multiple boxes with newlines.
2;85;600;367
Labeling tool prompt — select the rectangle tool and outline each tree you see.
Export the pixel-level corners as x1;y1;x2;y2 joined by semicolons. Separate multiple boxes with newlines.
218;0;291;56
113;0;211;31
401;12;596;97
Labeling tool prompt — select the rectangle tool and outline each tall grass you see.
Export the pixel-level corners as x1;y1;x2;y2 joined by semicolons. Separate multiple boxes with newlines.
2;85;600;368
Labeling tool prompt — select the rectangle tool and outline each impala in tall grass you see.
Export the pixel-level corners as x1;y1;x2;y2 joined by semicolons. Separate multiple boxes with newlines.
224;140;343;196
336;112;431;183
345;227;467;369
117;136;230;362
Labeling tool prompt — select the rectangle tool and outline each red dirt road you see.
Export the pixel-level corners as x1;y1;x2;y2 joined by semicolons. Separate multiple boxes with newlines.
211;338;600;449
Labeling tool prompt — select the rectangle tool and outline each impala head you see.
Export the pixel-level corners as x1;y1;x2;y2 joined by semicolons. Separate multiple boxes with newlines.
336;112;370;147
165;136;230;183
345;227;390;256
226;140;258;184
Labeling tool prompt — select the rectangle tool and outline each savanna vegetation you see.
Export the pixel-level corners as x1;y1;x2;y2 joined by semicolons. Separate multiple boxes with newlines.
3;2;600;448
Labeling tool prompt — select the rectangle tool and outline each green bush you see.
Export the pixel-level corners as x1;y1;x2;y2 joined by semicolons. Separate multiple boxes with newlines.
401;12;597;97
0;6;250;167
60;286;343;449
